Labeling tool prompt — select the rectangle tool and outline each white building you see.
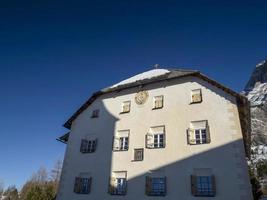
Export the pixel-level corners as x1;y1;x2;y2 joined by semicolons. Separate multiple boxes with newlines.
57;68;253;200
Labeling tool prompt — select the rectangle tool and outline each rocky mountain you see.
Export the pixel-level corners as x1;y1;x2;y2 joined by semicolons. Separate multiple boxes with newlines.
243;60;267;161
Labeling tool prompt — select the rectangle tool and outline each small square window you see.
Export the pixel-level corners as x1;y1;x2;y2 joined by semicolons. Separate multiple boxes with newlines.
121;101;131;113
91;109;99;118
153;96;163;109
191;89;202;103
134;148;144;161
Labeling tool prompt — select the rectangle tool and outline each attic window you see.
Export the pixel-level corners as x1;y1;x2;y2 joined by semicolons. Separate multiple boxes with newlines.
91;109;99;118
153;96;164;109
191;89;202;104
121;101;131;114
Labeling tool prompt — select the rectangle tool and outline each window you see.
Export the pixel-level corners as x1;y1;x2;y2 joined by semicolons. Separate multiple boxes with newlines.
74;177;92;194
109;172;127;195
146;126;165;149
153;95;163;109
191;175;216;197
187;121;210;145
191;89;202;103
80;139;97;153
91;109;99;118
121;101;131;113
113;130;130;151
146;176;166;196
133;148;144;161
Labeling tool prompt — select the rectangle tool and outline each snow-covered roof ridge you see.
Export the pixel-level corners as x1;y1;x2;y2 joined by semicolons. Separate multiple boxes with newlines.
109;68;198;89
110;69;170;88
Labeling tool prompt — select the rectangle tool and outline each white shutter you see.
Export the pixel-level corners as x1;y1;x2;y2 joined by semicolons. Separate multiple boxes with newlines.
146;133;154;148
113;137;120;151
187;128;196;145
191;89;202;103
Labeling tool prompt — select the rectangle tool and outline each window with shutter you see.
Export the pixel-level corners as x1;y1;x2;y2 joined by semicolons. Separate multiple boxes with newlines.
113;130;130;151
191;89;202;103
80;139;88;153
191;169;216;197
121;101;131;113
188;121;211;145
146;176;166;196
153;95;163;109
146;126;165;149
74;177;91;194
109;172;127;195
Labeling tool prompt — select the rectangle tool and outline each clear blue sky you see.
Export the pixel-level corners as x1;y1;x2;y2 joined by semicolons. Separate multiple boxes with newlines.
0;0;266;189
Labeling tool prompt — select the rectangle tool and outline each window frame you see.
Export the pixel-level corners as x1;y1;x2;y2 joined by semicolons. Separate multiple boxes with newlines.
113;136;129;151
91;109;99;118
146;133;165;149
146;176;166;196
194;129;207;144
74;177;92;194
120;101;131;114
109;171;127;195
190;89;202;104
133;148;144;161
80;139;97;153
153;95;164;109
191;175;216;197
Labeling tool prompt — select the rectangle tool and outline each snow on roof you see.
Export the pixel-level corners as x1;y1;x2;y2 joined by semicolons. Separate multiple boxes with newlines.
110;69;171;88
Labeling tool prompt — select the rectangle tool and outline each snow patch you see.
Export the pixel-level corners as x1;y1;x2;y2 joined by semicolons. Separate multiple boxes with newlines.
110;69;170;88
247;82;267;106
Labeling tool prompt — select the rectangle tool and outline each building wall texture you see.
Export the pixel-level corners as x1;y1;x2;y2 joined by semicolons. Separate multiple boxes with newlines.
57;76;253;200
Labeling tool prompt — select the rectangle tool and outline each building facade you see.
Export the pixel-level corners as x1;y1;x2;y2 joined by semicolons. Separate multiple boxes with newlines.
57;69;253;200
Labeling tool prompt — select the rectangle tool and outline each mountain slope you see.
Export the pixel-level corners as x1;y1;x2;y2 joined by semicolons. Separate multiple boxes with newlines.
243;60;267;161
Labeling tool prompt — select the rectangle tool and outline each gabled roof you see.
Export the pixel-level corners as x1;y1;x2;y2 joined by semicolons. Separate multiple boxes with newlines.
58;68;251;157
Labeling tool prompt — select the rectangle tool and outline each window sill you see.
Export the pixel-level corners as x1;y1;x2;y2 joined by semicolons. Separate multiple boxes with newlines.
188;142;210;145
91;116;99;118
119;111;130;114
189;100;202;104
81;151;96;154
131;159;143;162
146;146;165;149
146;193;166;196
152;107;163;110
113;149;129;152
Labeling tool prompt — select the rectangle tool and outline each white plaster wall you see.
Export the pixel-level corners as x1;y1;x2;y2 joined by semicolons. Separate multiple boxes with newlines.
57;76;252;200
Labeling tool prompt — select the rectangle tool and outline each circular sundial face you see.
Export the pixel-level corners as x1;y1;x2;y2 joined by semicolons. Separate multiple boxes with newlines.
135;90;149;105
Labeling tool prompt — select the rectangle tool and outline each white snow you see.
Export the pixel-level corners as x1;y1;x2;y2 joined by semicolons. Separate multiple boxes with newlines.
251;145;267;162
256;60;267;68
247;82;267;106
110;69;170;88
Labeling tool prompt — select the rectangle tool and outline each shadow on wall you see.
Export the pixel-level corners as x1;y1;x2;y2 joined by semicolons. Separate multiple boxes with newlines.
57;76;252;200
120;139;251;200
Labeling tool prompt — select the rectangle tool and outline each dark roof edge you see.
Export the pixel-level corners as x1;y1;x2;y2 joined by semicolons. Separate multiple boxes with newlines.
56;132;70;144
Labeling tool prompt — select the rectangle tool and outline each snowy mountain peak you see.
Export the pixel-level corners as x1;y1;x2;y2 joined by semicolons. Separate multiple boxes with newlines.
245;60;267;92
243;60;267;146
